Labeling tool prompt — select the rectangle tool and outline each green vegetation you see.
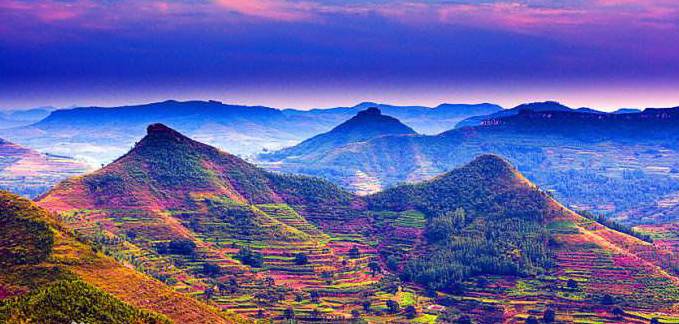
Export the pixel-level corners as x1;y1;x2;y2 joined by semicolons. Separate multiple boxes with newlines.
0;191;54;266
0;279;169;324
235;247;264;268
369;155;552;290
579;210;654;243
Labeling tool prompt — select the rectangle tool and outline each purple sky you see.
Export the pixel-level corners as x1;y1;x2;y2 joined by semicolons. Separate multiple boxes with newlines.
1;0;679;110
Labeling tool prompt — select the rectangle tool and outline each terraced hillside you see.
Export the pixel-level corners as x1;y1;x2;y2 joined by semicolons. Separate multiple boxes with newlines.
0;191;240;323
37;124;678;322
38;123;393;321
367;156;679;323
0;138;89;198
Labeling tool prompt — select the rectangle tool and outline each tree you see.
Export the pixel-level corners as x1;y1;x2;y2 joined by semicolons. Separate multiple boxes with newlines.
203;287;214;300
199;262;221;277
405;305;417;319
368;261;381;276
526;316;539;324
235;247;264;268
362;300;371;312
602;294;615;305
386;256;399;270
543;308;556;322
321;271;333;284
294;252;309;265
457;315;472;324
349;246;361;259
310;290;320;303
157;239;195;255
650;318;660;324
351;309;361;319
386;300;400;313
567;279;578;289
612;307;625;319
283;307;295;320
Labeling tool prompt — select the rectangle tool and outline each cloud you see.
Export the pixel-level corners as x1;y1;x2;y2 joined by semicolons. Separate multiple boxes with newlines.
213;0;306;21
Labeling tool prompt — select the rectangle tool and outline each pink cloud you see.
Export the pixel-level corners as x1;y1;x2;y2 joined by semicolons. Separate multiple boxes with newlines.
213;0;316;21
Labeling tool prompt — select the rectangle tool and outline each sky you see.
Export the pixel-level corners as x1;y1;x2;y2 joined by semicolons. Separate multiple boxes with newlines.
1;0;679;111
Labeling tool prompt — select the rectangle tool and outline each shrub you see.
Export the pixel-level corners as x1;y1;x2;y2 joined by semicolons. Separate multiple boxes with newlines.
386;300;400;313
405;305;417;319
543;308;556;322
349;246;361;259
235;247;264;268
294;252;309;265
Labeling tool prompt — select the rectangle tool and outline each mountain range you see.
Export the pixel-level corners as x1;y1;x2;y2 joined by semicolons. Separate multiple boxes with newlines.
0;100;500;167
7;123;672;323
0;108;52;129
261;102;679;228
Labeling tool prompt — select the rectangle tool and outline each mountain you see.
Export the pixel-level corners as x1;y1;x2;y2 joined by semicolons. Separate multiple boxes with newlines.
613;108;642;114
368;155;678;322
0;190;242;323
261;105;679;226
455;100;575;128
0;108;52;129
283;101;502;135
35;125;678;322
262;107;417;162
40;123;354;219
474;106;679;141
38;123;379;320
3;100;298;166
0;137;89;198
1;100;501;167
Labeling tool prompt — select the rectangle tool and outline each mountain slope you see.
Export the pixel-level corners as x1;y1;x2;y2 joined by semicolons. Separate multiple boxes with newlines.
368;155;552;289
0;191;239;323
36;126;678;322
367;155;678;321
0;137;89;198
38;124;380;320
262;107;417;162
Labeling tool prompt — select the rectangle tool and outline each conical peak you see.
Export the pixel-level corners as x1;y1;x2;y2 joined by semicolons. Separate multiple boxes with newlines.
147;123;177;136
356;107;381;117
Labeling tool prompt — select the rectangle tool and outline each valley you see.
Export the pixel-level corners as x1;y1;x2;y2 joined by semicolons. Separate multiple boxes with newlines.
0;138;90;198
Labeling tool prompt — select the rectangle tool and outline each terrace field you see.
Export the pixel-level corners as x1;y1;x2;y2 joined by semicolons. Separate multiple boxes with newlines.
34;124;678;323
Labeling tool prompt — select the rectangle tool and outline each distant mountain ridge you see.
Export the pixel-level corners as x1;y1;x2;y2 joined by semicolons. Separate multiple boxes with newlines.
36;100;284;126
1;100;501;167
471;105;679;142
0;137;88;198
262;107;417;161
0;108;52;129
456;100;587;128
262;101;679;227
285;101;502;135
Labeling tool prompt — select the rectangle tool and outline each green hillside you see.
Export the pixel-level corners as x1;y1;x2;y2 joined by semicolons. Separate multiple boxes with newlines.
35;124;678;323
0;191;172;324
